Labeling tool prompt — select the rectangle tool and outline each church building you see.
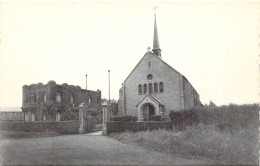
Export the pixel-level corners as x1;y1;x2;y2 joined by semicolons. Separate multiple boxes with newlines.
118;13;202;121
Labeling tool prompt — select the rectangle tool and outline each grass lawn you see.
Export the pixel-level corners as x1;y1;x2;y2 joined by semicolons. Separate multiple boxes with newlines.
110;124;259;165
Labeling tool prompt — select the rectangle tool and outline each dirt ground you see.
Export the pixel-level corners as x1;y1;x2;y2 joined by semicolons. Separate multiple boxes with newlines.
0;132;215;165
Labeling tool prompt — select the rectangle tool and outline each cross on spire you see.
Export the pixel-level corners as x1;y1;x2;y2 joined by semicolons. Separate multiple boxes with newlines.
152;6;158;15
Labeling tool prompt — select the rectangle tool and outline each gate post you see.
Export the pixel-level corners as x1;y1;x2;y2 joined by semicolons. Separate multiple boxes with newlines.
102;102;108;135
79;104;85;134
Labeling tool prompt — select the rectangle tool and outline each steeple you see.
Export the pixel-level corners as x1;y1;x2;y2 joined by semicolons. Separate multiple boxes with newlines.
152;9;161;57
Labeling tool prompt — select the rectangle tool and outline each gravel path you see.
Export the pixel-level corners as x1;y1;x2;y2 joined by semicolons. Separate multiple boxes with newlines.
0;133;214;165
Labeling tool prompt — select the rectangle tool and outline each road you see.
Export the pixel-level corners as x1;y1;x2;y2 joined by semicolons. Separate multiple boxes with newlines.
0;132;214;165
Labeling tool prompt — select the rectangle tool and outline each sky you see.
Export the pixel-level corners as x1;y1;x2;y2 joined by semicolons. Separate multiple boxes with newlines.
0;0;259;108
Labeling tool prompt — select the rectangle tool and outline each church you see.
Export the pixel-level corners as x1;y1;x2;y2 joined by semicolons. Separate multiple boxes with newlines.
117;13;202;121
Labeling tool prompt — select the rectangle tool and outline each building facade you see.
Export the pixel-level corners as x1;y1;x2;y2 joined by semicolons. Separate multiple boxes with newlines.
21;80;101;121
118;14;202;121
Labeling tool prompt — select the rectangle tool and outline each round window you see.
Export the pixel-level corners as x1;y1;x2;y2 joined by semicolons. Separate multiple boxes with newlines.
147;74;153;81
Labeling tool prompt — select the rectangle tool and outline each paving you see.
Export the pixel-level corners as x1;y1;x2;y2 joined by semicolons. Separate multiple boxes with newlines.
0;133;214;165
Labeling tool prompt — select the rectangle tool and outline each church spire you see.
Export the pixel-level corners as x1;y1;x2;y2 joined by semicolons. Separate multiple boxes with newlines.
152;7;161;57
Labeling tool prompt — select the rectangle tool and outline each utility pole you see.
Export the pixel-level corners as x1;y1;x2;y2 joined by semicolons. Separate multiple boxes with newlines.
108;70;110;104
86;74;88;90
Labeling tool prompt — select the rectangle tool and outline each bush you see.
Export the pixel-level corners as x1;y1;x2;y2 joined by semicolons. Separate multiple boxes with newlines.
112;116;137;121
151;115;161;121
61;110;78;121
107;121;172;134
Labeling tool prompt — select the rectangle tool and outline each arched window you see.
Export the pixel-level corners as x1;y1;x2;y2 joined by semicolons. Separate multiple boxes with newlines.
159;82;164;93
154;83;158;93
149;83;153;93
138;84;142;94
34;93;36;103
143;84;147;94
56;92;61;103
43;92;46;103
70;94;74;103
30;94;34;103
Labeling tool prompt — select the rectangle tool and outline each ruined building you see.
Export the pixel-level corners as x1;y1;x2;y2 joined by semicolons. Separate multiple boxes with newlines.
21;80;101;121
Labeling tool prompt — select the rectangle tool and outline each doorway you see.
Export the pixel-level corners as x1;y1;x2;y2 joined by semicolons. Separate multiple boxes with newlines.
142;103;155;121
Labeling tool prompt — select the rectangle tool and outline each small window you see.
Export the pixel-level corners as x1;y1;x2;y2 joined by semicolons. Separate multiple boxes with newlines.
149;83;153;93
149;61;150;67
34;93;36;102
138;84;142;94
154;83;158;93
97;96;99;104
143;84;147;94
159;82;164;93
27;94;30;103
88;96;91;103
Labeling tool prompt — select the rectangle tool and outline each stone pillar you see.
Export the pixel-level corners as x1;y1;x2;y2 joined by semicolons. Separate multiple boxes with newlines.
137;107;144;122
79;104;85;134
102;102;108;135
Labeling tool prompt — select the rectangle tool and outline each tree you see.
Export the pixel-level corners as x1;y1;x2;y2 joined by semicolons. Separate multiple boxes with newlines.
110;103;118;115
209;100;216;107
41;101;67;121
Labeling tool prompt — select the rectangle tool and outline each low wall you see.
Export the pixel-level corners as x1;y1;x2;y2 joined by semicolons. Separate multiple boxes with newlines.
106;121;172;135
0;121;79;134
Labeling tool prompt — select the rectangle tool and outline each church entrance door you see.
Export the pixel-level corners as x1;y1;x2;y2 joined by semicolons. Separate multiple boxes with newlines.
143;103;155;121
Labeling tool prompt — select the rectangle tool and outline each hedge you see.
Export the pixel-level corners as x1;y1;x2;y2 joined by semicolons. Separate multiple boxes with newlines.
169;104;259;131
112;116;137;121
151;115;161;121
0;121;80;134
106;121;172;135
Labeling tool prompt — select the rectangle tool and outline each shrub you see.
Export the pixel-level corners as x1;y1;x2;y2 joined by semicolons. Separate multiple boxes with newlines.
112;116;137;121
151;115;161;121
61;110;78;121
